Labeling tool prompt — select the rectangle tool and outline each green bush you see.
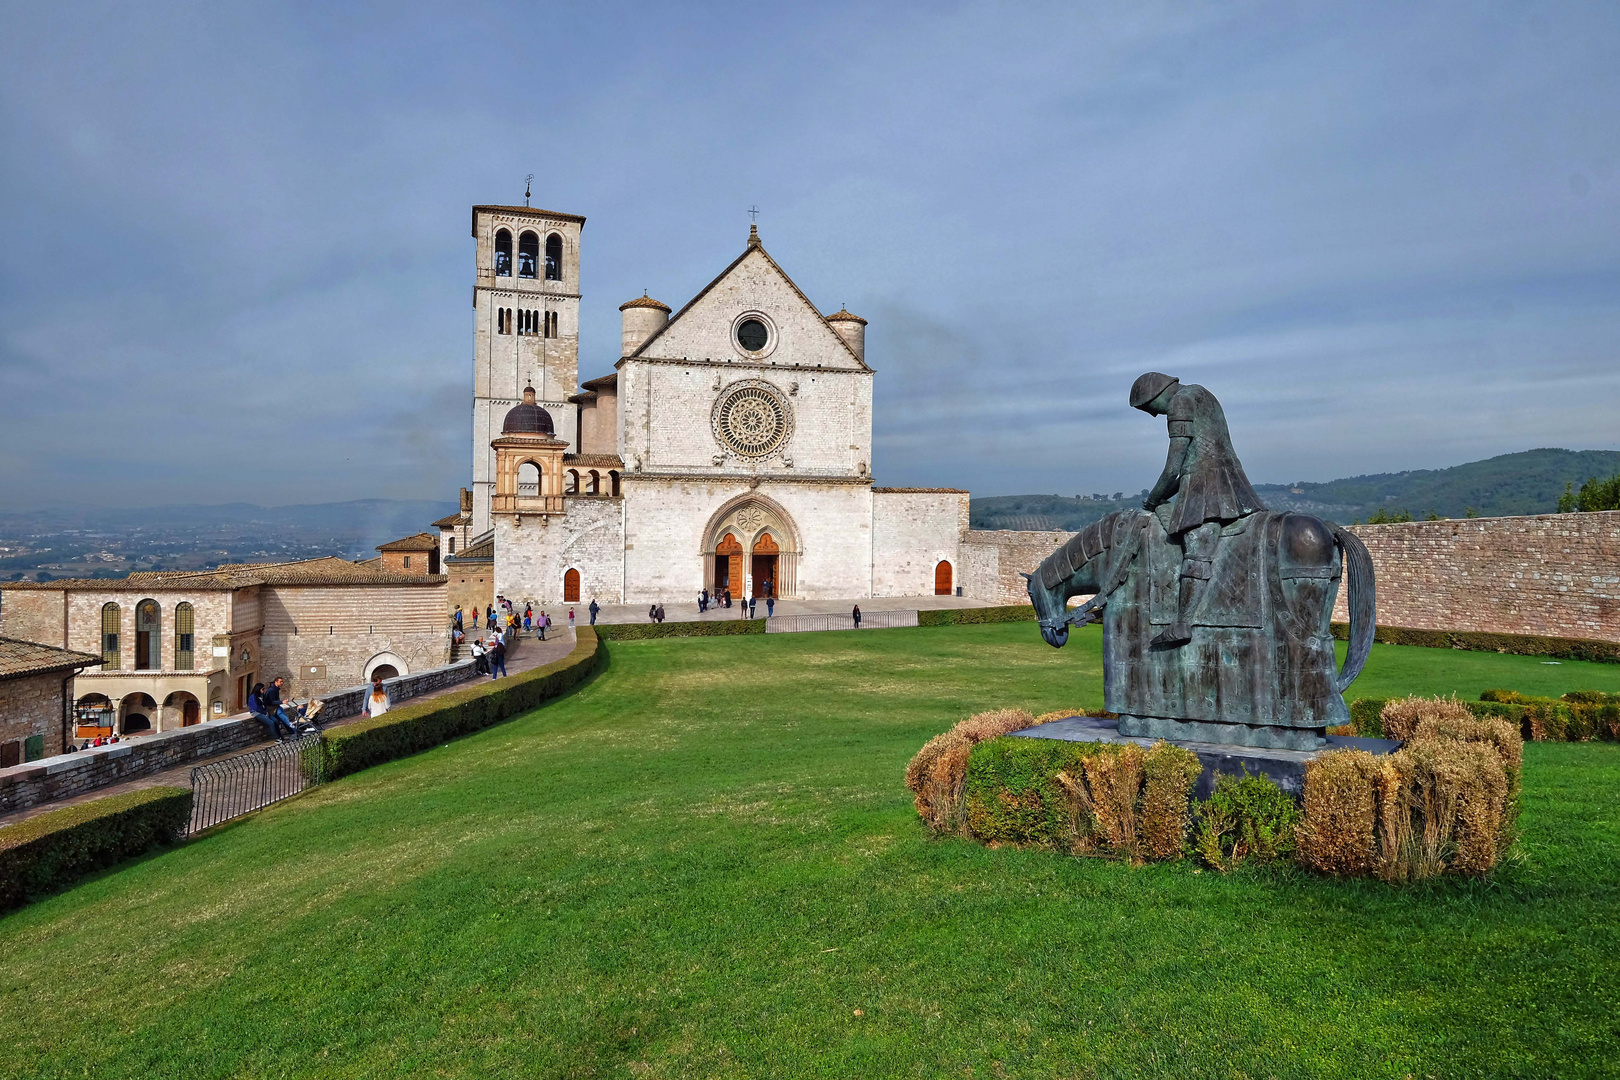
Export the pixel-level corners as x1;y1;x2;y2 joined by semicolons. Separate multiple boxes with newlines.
1348;698;1388;738
1330;622;1620;664
918;605;1036;627
1192;771;1300;871
323;629;603;779
0;787;192;912
594;619;765;641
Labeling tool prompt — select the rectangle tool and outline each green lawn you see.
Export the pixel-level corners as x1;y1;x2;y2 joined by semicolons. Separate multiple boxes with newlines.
3;624;1619;1079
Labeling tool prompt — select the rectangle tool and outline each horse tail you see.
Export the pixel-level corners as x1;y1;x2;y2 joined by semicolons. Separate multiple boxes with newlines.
1330;523;1376;693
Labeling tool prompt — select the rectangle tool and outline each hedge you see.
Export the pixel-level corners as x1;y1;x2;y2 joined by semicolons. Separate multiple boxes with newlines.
918;604;1036;627
594;619;765;641
0;786;192;912
1347;693;1619;743
1331;622;1620;664
323;627;603;779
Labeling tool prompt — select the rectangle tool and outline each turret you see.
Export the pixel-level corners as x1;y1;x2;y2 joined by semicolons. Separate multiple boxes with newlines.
826;308;867;363
620;293;671;356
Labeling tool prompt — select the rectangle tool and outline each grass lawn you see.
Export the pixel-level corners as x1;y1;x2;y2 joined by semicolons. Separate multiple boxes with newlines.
3;624;1619;1079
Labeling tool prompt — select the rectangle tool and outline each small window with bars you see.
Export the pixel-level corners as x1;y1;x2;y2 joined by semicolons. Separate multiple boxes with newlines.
175;602;195;670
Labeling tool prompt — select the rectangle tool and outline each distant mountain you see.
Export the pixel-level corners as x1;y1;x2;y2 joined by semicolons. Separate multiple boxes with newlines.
969;449;1620;532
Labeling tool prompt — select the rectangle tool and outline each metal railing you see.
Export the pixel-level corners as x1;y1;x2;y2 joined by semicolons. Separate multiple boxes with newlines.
765;609;920;634
188;733;326;834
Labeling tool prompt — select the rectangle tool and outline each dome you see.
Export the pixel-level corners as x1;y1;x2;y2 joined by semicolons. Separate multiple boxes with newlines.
503;386;555;435
619;293;671;313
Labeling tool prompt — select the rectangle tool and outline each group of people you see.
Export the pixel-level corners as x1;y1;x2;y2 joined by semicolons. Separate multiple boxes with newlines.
647;603;666;623
697;587;775;619
247;676;321;740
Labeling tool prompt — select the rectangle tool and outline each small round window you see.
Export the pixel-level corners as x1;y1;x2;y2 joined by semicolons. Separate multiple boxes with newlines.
736;317;769;353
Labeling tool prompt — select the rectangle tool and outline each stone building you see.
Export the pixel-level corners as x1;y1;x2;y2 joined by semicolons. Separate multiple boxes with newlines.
0;638;101;764
463;206;969;606
0;557;450;736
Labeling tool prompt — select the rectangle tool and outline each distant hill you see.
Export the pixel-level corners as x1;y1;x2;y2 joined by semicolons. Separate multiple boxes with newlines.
969;449;1620;532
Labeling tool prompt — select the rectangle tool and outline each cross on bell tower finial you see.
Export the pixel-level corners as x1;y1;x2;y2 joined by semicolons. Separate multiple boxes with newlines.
747;205;761;247
524;174;534;207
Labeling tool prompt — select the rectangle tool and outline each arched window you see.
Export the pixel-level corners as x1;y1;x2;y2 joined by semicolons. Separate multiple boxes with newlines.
517;461;540;497
496;308;506;335
545;233;562;280
494;229;512;276
563;568;581;602
174;602;195;670
609;470;621;496
518;232;539;278
135;598;160;670
565;469;579;494
549;311;558;337
100;603;121;670
448;536;456;554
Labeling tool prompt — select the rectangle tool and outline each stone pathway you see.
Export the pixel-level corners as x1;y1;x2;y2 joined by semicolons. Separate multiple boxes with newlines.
0;628;580;830
586;593;996;626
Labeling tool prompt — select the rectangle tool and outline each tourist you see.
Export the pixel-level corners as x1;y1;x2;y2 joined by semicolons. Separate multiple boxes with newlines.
451;624;464;646
649;604;657;623
568;607;575;628
486;603;495;627
523;609;532;632
657;604;666;623
364;675;390;718
471;637;488;674
749;596;757;618
852;604;862;628
537;610;547;641
589;599;599;625
489;636;508;679
698;589;708;613
454;606;463;630
470;607;478;629
766;596;775;618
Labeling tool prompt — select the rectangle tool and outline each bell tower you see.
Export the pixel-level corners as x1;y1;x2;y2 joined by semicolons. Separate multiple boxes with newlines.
470;202;585;534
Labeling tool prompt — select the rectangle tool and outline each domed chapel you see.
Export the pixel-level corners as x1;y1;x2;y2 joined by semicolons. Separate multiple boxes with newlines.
459;203;968;605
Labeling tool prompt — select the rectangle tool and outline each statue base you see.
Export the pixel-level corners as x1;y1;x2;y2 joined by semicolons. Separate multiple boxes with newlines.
1115;714;1325;752
1009;716;1401;800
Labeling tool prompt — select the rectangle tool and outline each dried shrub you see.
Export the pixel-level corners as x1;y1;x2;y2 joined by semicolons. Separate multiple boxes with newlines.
1034;708;1089;726
1082;744;1146;858
1193;771;1300;871
1296;750;1387;876
1140;742;1203;859
904;709;1036;832
1379;695;1474;741
1413;714;1523;777
1384;740;1509;879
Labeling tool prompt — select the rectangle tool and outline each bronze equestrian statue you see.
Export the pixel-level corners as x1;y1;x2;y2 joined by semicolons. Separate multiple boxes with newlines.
1026;374;1376;751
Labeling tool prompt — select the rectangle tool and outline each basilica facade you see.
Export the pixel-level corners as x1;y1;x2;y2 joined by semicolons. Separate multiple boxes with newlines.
455;203;968;605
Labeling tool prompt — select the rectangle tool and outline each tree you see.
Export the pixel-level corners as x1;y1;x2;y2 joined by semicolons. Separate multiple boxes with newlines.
1561;473;1620;512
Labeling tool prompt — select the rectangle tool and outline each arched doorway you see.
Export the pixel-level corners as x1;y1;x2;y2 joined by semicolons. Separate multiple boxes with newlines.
75;694;114;738
935;560;953;596
752;534;779;598
120;693;156;734
715;533;743;596
164;691;201;729
370;664;399;682
364;652;409;684
563;568;581;602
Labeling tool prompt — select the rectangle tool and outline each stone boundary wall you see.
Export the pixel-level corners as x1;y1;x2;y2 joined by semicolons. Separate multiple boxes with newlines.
961;529;1072;605
0;633;505;816
0;715;264;815
1334;510;1620;643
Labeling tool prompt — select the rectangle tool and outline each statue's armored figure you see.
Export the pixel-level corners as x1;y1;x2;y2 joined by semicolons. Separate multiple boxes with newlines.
1129;372;1267;647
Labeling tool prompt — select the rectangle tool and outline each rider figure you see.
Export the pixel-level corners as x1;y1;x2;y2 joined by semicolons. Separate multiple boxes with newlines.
1131;372;1267;648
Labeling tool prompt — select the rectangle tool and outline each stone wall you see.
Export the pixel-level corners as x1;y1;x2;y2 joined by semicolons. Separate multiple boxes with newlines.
961;529;1073;604
260;581;451;699
0;714;266;815
0;670;70;762
871;490;970;597
1334;511;1620;642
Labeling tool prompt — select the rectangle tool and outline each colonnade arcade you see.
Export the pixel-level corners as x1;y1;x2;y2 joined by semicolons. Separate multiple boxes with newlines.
702;495;801;599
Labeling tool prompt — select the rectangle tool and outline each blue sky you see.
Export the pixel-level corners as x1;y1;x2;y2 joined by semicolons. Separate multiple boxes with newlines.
2;1;1616;507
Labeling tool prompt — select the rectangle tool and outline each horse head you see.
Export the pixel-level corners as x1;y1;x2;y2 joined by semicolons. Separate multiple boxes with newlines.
1023;571;1071;648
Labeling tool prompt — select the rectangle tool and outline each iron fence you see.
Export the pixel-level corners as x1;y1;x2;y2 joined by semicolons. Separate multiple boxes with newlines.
189;733;326;834
765;609;920;634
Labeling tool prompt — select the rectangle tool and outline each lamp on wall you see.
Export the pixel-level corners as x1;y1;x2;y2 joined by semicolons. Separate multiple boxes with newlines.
240;647;252;666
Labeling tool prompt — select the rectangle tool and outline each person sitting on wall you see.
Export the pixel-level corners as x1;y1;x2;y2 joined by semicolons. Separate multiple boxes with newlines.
247;682;290;739
262;677;300;740
364;674;390;718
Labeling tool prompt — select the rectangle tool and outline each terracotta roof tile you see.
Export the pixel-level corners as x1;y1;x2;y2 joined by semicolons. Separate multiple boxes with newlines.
619;294;671;312
0;636;100;679
375;532;440;552
431;512;466;528
826;308;868;325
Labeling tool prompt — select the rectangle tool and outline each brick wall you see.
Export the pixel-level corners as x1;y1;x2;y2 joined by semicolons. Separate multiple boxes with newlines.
1333;511;1620;642
260;582;451;698
0;671;70;761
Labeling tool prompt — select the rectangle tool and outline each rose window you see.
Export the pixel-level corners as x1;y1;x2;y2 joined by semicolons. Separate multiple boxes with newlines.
712;381;793;459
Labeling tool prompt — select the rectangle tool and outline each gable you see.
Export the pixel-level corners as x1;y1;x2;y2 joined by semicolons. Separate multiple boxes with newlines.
631;245;869;371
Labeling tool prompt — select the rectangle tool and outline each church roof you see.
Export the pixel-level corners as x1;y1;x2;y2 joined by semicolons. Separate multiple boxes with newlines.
619;295;671;312
563;453;625;468
826;308;868;325
625;229;872;372
1;557;445;591
448;535;495;562
431;512;466;528
471;206;586;235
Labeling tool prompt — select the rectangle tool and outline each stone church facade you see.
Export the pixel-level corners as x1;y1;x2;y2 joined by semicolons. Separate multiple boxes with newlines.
462;204;968;605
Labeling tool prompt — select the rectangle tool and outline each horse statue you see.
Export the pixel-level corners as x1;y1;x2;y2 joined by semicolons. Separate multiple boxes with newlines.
1025;505;1375;750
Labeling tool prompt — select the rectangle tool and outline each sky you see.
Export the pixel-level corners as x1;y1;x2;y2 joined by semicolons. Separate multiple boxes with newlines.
2;1;1617;508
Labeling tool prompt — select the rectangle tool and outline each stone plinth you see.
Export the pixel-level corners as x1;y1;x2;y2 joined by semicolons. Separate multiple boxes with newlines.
1009;715;1399;799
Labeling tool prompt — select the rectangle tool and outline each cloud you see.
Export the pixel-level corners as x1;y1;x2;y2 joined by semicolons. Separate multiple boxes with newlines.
1;1;1617;506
